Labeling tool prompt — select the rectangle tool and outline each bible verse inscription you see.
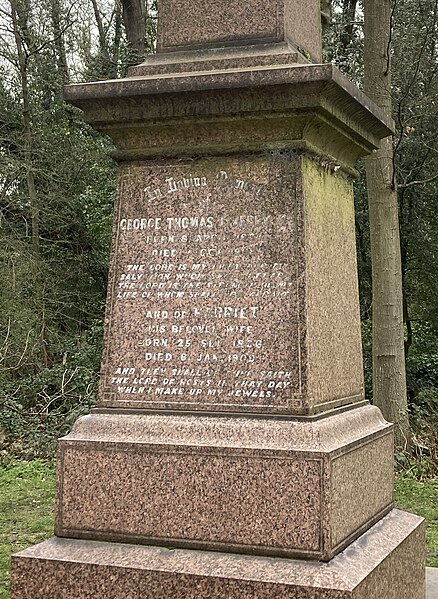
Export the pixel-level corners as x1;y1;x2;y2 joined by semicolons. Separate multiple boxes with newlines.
101;157;302;412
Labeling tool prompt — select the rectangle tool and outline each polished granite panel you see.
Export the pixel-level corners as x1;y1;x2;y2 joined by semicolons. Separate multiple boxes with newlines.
156;0;321;62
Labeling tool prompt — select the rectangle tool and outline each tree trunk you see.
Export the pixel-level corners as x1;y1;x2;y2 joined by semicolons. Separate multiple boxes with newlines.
364;0;411;450
50;0;69;84
112;0;123;71
90;0;109;56
321;0;332;34
11;1;39;256
340;0;358;53
121;0;145;60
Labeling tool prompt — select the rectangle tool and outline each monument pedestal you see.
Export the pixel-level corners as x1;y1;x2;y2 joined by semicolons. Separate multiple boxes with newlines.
11;1;425;595
53;406;394;561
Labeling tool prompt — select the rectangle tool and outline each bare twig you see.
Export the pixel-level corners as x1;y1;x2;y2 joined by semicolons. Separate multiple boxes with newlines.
399;172;438;189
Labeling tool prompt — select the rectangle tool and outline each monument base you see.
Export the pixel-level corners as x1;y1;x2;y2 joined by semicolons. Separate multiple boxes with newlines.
53;405;393;561
11;509;424;599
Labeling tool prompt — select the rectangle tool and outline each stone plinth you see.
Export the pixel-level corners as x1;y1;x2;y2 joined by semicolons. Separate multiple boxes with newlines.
11;511;425;599
54;406;393;561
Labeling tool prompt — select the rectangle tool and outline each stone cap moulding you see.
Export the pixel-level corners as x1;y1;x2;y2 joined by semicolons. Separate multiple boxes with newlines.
64;63;394;170
61;403;389;454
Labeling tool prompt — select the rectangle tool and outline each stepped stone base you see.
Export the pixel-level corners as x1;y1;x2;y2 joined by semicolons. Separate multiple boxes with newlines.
54;406;393;561
11;509;424;599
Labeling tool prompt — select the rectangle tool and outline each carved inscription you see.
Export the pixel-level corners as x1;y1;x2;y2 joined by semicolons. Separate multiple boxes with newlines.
101;157;302;411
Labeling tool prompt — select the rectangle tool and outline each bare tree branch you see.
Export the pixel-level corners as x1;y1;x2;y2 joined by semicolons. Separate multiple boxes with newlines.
399;172;438;189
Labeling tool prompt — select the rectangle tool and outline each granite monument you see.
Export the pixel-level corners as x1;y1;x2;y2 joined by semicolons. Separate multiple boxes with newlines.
11;0;425;596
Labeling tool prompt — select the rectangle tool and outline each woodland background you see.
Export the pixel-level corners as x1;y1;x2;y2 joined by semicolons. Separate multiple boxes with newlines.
0;0;436;472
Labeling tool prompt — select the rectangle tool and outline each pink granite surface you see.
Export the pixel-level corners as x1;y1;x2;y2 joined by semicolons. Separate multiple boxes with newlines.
156;0;321;62
284;0;322;62
99;155;302;414
11;510;425;598
302;157;364;413
54;405;393;561
127;43;306;77
330;434;394;550
158;0;281;51
95;155;365;416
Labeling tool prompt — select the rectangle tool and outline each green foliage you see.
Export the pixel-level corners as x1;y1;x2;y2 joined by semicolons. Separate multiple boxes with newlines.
0;461;55;599
0;321;103;459
0;0;116;458
361;320;372;399
395;475;438;567
331;0;438;449
323;0;364;83
407;324;438;394
0;0;160;459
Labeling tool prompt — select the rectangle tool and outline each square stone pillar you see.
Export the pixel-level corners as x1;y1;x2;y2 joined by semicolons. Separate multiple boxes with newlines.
11;2;425;597
156;0;322;62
